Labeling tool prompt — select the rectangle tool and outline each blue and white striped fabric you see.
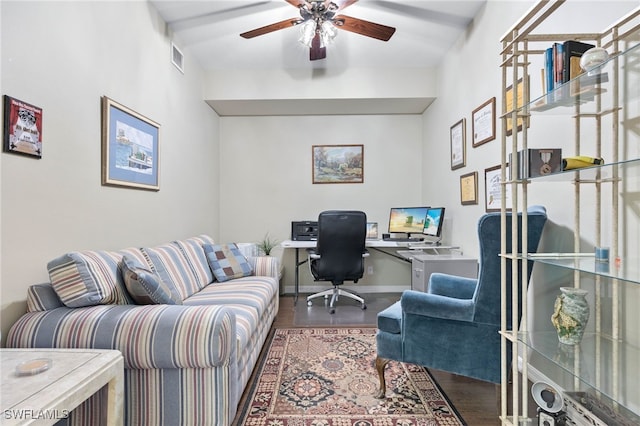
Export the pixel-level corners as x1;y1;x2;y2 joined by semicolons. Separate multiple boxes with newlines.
10;238;281;425
47;251;133;307
173;235;216;287
141;244;202;300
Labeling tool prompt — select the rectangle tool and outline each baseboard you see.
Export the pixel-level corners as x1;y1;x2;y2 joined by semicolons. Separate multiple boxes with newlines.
282;284;408;294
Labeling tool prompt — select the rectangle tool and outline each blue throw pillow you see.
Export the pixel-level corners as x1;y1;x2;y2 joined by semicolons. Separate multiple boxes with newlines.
121;256;182;305
203;243;253;282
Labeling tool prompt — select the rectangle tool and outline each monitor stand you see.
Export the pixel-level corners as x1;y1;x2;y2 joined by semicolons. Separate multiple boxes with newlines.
415;237;442;246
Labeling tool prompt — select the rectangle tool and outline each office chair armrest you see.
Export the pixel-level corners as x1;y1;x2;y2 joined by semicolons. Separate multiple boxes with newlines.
401;290;475;322
306;248;321;259
428;273;477;299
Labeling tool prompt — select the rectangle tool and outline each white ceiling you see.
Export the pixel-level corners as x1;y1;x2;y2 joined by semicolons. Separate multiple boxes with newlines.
149;0;488;115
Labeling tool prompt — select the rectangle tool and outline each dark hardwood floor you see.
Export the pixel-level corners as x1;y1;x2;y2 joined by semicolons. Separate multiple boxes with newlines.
235;292;503;425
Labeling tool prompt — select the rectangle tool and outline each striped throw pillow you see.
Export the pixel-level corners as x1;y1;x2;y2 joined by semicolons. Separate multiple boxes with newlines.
47;251;132;307
121;256;182;305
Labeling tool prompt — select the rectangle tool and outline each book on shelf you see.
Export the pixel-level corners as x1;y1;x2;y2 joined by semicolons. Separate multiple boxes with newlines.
562;40;595;83
553;43;564;86
544;47;554;93
538;40;606;107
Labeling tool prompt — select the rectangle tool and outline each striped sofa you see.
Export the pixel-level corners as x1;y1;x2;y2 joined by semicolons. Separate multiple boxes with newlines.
6;235;280;425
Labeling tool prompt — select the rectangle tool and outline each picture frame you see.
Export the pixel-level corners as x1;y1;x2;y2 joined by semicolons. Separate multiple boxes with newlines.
472;97;496;147
460;171;478;205
484;164;512;212
101;96;160;191
366;222;379;240
505;77;529;136
312;144;364;184
3;95;43;158
450;118;466;170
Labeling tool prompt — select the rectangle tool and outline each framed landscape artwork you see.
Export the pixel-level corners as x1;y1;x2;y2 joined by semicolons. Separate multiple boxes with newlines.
101;96;160;191
3;95;43;158
312;144;364;184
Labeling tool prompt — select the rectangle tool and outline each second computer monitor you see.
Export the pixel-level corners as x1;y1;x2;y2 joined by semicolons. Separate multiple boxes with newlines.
388;207;429;237
423;207;445;240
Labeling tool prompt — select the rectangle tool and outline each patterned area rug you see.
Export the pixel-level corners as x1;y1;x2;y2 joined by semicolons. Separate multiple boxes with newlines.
235;327;466;425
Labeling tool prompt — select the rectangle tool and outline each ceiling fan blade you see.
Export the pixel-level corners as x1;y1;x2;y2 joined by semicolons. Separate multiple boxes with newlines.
285;0;306;7
310;32;327;61
335;14;396;41
240;18;300;39
333;0;359;11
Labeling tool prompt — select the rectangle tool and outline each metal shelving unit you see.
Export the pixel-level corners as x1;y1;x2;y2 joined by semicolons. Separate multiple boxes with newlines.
499;1;640;424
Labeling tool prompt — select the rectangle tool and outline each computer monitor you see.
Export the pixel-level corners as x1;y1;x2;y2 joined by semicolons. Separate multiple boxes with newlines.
388;207;429;238
423;207;445;243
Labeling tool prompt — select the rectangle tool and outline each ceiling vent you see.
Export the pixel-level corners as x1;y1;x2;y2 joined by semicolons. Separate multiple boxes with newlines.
171;42;184;73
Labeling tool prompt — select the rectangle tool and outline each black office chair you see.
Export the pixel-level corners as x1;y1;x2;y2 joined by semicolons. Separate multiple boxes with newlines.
306;210;369;314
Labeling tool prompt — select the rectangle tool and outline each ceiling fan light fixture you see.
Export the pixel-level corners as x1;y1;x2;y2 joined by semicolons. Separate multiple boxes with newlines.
241;0;395;61
299;20;317;48
320;21;338;46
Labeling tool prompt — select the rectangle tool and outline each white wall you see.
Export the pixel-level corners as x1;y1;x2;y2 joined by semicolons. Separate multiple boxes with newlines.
219;114;423;292
0;1;220;342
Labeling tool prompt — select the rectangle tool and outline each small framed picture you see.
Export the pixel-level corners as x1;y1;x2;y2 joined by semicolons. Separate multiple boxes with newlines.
472;97;496;147
450;118;466;170
460;171;478;205
505;78;529;136
484;164;512;212
101;96;160;191
366;222;379;240
3;95;43;158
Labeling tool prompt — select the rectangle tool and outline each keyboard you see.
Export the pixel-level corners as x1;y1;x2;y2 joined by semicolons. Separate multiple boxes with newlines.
383;237;424;243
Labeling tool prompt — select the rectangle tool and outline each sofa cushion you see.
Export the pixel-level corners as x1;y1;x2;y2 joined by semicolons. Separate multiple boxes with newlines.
141;244;201;300
203;243;253;282
184;276;278;356
121;256;182;305
173;235;215;288
47;251;132;307
26;283;65;312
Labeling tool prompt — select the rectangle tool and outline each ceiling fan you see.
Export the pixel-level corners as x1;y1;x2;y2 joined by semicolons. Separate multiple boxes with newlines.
240;0;396;61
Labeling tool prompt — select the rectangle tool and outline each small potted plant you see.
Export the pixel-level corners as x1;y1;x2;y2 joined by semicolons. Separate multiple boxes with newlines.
257;233;279;256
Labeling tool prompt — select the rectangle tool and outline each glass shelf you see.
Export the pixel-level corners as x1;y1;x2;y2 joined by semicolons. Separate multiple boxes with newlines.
512;156;640;183
521;42;640;116
519;331;640;422
524;254;640;285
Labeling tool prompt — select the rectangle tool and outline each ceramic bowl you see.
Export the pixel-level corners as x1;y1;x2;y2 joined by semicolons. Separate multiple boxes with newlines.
580;47;609;71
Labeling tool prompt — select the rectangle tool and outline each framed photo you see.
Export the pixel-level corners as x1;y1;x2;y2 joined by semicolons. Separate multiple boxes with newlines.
366;222;379;240
505;77;529;136
450;118;466;170
312;144;363;184
484;164;512;212
472;97;496;147
101;96;160;191
3;95;43;158
460;171;478;205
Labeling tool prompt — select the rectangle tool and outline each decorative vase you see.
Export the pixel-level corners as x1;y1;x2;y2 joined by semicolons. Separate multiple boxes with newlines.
551;287;590;345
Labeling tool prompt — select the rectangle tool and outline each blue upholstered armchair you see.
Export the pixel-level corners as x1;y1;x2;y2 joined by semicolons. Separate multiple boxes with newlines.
375;205;547;397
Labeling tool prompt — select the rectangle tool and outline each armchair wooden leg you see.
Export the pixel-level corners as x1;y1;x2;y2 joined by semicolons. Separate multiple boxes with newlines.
374;356;390;399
